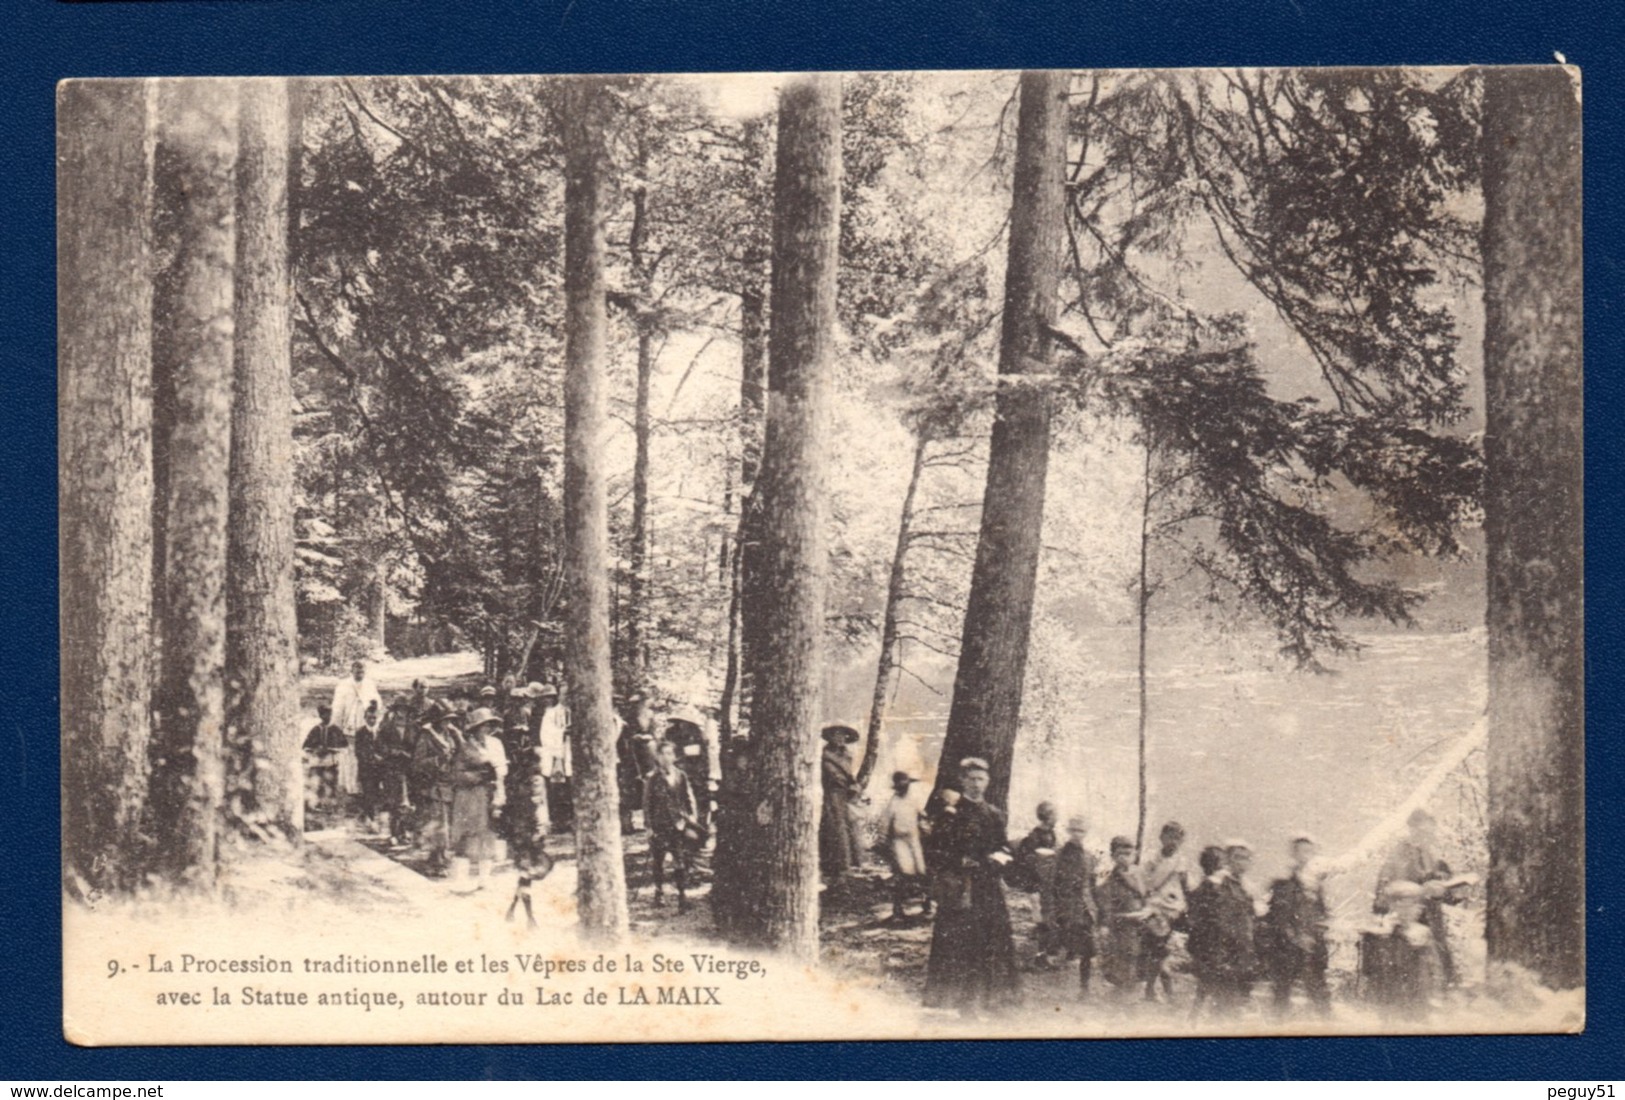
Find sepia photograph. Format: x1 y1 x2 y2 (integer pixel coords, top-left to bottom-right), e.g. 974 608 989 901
58 66 1582 1045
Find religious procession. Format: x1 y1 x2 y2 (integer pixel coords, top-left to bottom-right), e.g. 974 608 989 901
303 658 1476 1025
304 662 717 910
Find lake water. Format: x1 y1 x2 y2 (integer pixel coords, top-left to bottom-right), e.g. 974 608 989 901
836 627 1487 896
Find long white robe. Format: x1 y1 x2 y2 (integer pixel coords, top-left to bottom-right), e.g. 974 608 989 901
329 677 381 796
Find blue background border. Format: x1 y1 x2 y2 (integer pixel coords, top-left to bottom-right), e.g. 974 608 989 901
4 0 1618 1080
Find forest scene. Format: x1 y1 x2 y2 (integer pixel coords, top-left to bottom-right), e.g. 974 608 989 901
58 67 1582 1041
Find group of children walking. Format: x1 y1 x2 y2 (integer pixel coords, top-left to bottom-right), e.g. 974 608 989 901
1010 810 1333 1016
874 767 1343 1017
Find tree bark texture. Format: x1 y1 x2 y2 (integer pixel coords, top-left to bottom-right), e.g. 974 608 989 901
59 80 156 894
719 288 769 743
149 79 239 886
1481 65 1584 991
936 71 1067 810
858 433 929 791
562 77 630 941
626 325 654 693
622 179 658 699
733 73 841 957
227 78 303 841
713 287 771 934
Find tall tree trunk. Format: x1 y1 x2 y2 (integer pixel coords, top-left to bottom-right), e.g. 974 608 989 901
712 286 769 935
287 78 305 261
623 177 657 700
1135 437 1152 857
561 77 629 941
935 71 1067 809
59 80 157 895
719 286 770 743
627 325 654 691
227 77 302 841
1481 65 1584 991
732 73 841 957
149 79 239 886
858 432 930 790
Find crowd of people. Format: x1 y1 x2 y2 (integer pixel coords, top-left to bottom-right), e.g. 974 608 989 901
302 661 714 900
819 748 1474 1023
306 670 1472 1023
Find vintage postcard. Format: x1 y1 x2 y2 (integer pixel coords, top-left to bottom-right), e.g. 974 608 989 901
59 66 1582 1044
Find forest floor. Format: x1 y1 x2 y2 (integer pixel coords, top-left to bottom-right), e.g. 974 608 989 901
62 797 1578 1045
289 814 1578 1039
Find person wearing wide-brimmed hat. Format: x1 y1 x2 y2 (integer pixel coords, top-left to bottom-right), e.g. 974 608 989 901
819 725 864 878
922 756 1021 1015
410 702 460 872
376 695 417 846
449 707 508 889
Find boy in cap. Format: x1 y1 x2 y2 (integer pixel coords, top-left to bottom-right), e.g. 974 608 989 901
1140 820 1191 1002
1208 840 1262 1012
1098 835 1152 997
1013 802 1060 965
1185 844 1229 1018
302 705 346 819
1051 815 1100 992
881 771 930 921
1260 834 1331 1016
354 700 386 832
644 740 701 912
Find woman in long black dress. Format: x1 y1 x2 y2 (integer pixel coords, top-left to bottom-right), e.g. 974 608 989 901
922 757 1021 1015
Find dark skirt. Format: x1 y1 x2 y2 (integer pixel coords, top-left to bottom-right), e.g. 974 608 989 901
923 869 1021 1011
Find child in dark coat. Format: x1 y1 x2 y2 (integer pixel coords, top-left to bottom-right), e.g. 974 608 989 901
1260 835 1330 1016
1014 802 1060 965
1051 815 1100 993
1206 840 1262 1013
1185 844 1229 1019
1097 835 1152 996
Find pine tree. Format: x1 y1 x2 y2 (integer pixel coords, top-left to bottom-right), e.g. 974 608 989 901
1481 65 1584 991
228 77 303 840
732 73 842 956
561 76 630 940
59 80 157 895
935 71 1068 809
149 79 239 886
